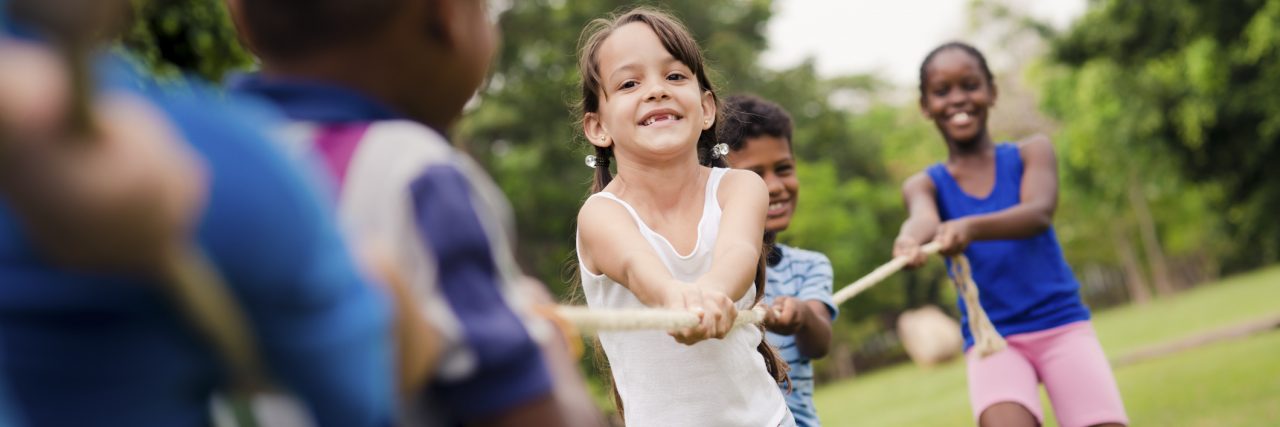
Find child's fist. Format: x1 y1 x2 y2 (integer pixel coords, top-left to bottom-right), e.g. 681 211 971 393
763 296 805 335
893 235 929 268
934 219 974 256
664 284 736 345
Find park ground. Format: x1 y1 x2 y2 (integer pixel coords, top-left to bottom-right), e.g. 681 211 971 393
816 266 1280 426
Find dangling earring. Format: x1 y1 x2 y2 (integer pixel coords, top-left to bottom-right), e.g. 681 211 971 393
711 143 729 159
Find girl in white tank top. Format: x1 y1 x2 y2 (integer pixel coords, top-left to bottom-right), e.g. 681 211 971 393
573 8 793 427
579 168 793 426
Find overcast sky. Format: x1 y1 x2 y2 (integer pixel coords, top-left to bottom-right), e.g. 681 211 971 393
761 0 1087 86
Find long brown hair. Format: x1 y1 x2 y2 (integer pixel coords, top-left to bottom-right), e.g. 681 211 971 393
574 6 789 416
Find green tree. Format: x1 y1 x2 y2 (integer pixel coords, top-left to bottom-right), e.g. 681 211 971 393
120 0 251 82
1048 0 1280 273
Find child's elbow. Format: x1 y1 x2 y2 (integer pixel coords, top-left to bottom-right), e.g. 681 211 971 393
1030 212 1053 234
1023 200 1055 234
797 322 833 359
801 342 831 359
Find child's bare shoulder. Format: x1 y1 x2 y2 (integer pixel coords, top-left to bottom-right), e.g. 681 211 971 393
715 168 768 206
719 168 767 193
577 194 636 236
1015 134 1056 162
1016 134 1054 151
902 171 935 195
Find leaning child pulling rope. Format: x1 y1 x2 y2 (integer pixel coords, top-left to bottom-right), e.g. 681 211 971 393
891 41 1128 426
571 9 792 424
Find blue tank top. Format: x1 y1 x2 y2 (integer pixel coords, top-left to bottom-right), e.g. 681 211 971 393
926 143 1090 348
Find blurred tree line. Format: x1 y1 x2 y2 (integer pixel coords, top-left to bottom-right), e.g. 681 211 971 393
1042 0 1280 283
119 0 1279 380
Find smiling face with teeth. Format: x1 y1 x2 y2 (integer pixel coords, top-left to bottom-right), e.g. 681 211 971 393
920 48 997 148
726 135 799 233
582 22 716 164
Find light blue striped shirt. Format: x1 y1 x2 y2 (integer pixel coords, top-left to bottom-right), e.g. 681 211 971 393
765 244 837 427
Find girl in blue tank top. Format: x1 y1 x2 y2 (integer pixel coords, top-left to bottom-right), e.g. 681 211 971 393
893 42 1128 427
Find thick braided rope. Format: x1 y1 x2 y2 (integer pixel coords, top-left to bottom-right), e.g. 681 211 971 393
831 242 942 305
549 244 941 333
948 254 1007 357
550 241 1008 357
553 305 768 334
826 241 1005 356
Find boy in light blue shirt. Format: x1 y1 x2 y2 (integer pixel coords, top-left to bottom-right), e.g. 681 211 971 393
722 94 837 427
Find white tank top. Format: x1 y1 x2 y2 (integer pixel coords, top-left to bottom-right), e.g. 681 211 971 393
577 167 794 427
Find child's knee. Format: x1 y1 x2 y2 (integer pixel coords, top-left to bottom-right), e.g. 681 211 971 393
979 401 1039 427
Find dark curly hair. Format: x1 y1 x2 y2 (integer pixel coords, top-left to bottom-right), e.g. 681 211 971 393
718 94 794 152
231 0 401 60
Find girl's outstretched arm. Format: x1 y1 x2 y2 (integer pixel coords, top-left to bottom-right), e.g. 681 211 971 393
895 172 941 268
578 197 735 344
934 135 1058 255
697 169 769 301
578 197 678 306
687 169 768 339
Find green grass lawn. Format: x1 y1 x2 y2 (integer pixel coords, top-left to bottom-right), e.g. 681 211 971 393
814 266 1280 426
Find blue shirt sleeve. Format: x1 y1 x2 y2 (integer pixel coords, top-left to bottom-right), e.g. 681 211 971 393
157 91 394 427
795 252 838 321
409 165 553 420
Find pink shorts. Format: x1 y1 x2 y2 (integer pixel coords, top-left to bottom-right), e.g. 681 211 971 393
966 321 1128 427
